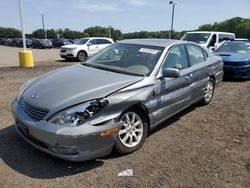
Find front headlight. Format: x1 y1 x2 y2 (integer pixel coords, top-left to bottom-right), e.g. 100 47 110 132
16 79 34 102
48 98 108 127
67 48 77 51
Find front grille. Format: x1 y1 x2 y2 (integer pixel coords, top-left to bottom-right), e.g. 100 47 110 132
60 48 67 52
22 101 49 120
224 61 249 67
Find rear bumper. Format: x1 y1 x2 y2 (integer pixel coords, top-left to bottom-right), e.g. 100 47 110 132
12 99 122 161
224 64 250 78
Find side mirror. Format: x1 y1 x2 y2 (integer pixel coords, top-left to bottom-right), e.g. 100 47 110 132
162 68 180 78
87 43 92 46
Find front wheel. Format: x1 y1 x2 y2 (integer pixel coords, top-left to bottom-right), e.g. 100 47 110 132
115 108 148 154
202 78 215 105
77 51 87 62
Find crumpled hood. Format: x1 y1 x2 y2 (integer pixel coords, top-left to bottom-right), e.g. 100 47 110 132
22 64 142 114
215 52 250 62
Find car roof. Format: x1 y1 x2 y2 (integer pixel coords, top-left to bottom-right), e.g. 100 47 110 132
118 39 186 47
185 31 235 35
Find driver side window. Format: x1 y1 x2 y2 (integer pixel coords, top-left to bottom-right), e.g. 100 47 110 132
162 45 189 70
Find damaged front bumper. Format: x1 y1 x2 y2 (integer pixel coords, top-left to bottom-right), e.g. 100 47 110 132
12 99 123 161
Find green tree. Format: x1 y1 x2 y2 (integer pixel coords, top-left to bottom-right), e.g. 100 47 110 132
46 29 57 39
0 27 21 38
31 29 45 39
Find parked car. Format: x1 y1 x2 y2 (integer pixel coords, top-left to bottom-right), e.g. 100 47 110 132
181 31 235 50
4 38 12 46
234 38 249 42
214 41 250 78
66 39 78 44
60 37 114 61
12 39 223 161
32 39 52 49
52 38 71 48
17 39 33 48
10 38 22 47
0 38 6 45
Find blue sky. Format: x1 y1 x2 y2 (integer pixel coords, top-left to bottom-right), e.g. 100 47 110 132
1 0 249 33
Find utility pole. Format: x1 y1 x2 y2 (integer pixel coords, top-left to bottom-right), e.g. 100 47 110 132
41 13 47 39
18 0 34 67
19 0 26 50
169 1 176 39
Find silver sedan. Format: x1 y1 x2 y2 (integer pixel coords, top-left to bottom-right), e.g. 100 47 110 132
12 39 223 161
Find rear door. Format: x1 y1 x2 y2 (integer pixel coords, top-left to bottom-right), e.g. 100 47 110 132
185 44 211 103
153 44 193 124
96 39 112 51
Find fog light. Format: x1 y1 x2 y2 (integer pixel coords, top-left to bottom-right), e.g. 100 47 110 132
55 146 79 155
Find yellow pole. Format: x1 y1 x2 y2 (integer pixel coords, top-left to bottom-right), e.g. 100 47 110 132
18 0 34 67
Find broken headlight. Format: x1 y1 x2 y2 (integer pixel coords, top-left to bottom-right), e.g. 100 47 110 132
48 98 108 127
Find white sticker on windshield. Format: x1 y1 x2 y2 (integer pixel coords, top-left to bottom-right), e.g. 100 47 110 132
139 48 159 54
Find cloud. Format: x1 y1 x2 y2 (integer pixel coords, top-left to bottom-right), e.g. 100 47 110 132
76 1 121 12
126 0 149 6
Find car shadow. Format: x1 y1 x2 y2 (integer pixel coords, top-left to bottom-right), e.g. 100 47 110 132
0 125 103 179
223 77 249 82
56 59 77 63
1 104 199 178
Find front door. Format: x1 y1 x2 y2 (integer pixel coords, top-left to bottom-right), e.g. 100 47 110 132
153 44 193 125
87 39 99 56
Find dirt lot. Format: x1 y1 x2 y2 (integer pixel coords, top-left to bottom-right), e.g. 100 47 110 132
0 61 249 188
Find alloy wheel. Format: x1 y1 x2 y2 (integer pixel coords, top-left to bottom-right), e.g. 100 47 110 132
204 80 214 103
118 112 143 148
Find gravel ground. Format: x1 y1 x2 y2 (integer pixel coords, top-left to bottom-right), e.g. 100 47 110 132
0 61 249 188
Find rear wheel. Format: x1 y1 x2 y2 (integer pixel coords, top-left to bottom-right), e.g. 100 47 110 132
202 78 215 105
115 108 148 154
77 51 87 62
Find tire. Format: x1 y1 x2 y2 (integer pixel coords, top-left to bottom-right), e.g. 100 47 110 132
202 78 215 105
77 51 87 62
115 108 148 154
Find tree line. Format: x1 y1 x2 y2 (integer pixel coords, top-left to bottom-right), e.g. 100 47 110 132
0 17 249 40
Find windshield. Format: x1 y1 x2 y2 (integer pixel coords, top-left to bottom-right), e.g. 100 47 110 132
182 33 211 44
75 38 89 45
83 43 164 76
215 42 250 53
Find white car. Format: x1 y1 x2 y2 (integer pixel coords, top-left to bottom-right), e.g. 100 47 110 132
60 37 114 61
181 31 235 51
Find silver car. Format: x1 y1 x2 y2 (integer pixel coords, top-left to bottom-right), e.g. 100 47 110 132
12 39 223 161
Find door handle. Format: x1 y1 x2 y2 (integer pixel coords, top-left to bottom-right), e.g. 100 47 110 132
186 74 193 80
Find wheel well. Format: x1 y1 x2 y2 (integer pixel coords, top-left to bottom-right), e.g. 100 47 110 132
77 50 88 57
210 75 215 83
126 104 150 129
210 75 215 85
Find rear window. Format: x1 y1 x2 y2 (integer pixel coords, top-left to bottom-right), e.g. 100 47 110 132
186 44 206 66
97 39 112 44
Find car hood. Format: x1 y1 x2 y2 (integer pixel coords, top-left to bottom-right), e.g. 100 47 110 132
215 52 250 62
22 64 143 114
61 44 84 48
